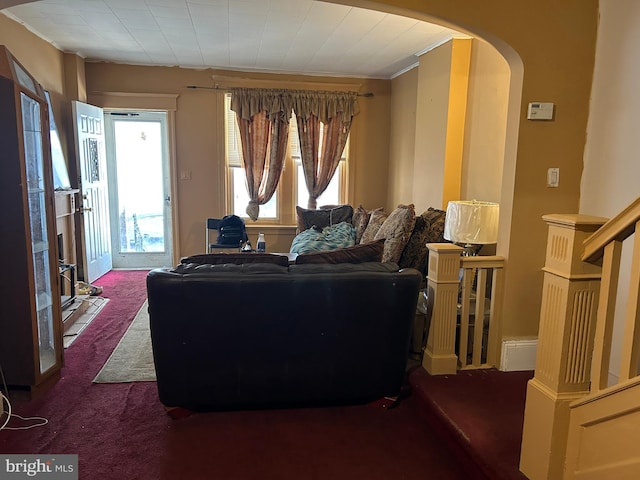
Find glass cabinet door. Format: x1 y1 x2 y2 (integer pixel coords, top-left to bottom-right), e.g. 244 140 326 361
21 92 56 374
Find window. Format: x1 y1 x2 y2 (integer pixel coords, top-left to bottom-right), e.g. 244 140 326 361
224 93 348 223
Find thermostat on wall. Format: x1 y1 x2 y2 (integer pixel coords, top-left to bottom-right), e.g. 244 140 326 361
527 102 554 120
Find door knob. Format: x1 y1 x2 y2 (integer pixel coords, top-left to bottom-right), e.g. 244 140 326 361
78 206 92 213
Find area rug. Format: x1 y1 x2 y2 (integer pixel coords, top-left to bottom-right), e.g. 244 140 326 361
63 296 109 348
92 300 156 383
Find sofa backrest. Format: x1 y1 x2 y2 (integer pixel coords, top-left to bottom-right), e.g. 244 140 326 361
146 261 422 410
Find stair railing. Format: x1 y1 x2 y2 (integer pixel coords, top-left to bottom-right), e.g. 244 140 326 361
580 197 640 392
421 243 505 374
520 196 640 480
458 255 505 370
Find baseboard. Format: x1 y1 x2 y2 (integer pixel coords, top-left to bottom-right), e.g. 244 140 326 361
500 339 538 371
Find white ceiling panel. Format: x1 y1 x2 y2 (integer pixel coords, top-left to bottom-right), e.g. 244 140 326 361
2 0 465 78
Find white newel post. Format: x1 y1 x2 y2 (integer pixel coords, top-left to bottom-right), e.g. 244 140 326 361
422 243 463 375
519 214 606 480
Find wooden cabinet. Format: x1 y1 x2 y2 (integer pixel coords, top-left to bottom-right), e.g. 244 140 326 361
0 46 63 394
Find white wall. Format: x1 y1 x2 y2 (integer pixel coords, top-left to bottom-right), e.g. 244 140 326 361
580 0 640 383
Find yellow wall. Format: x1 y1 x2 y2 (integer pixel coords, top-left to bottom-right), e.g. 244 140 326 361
442 38 471 208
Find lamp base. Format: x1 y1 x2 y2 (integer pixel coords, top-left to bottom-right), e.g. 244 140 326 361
459 243 482 256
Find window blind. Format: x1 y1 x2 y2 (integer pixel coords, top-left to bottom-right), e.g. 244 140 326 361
225 93 242 167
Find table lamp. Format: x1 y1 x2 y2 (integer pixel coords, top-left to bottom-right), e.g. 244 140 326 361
444 200 499 256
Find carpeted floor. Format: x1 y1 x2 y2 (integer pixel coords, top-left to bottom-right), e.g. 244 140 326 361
409 367 532 480
92 300 155 383
0 269 472 480
63 295 110 348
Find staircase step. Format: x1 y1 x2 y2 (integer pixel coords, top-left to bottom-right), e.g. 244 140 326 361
408 367 533 480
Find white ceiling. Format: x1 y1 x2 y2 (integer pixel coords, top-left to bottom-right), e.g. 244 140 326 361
2 0 463 79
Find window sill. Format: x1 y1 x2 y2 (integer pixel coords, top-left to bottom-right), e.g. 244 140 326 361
244 224 297 233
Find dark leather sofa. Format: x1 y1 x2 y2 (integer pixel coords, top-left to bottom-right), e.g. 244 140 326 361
146 261 422 412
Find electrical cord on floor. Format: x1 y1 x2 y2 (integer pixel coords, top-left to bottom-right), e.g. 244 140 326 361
0 391 9 430
0 364 49 431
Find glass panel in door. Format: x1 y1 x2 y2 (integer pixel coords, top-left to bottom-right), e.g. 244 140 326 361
105 111 172 268
21 92 56 374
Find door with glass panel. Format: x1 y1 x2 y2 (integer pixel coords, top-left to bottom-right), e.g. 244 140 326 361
0 45 63 391
104 111 173 268
23 93 59 375
72 101 112 283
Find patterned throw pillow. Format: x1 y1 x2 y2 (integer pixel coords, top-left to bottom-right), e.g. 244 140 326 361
295 238 385 264
423 207 447 244
360 208 387 244
351 205 371 244
374 204 417 264
295 205 354 233
398 207 447 274
290 221 356 254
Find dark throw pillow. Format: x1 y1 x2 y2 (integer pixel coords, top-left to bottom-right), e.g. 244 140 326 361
295 238 385 265
179 253 289 267
296 204 354 233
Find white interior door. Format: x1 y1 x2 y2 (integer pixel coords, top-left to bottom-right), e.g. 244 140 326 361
104 110 173 268
72 101 112 283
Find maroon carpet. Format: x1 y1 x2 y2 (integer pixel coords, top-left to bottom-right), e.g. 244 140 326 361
409 367 533 480
0 269 470 480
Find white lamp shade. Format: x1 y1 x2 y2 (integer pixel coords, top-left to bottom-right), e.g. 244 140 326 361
444 200 499 245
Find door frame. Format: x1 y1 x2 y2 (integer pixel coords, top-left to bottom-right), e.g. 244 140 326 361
104 109 175 269
85 93 180 267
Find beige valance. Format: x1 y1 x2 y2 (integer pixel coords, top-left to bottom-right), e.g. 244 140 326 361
230 88 359 124
290 90 359 123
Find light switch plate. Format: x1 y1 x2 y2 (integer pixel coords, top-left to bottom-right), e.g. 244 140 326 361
547 168 559 187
